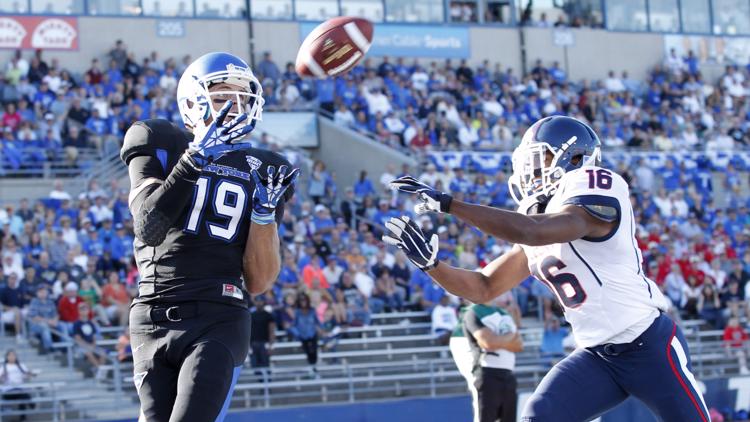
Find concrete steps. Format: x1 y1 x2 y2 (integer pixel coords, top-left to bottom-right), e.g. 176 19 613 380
0 333 139 421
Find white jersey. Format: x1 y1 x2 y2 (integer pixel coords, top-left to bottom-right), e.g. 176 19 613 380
519 166 668 348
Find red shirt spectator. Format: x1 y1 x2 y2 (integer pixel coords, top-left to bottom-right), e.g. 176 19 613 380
409 127 431 149
1 103 22 131
58 282 87 322
86 59 103 85
723 318 748 348
302 259 329 289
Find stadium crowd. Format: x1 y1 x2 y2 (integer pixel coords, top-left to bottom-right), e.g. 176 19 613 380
0 39 748 418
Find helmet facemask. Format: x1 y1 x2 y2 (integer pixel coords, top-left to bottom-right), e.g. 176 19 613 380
509 136 601 205
178 63 264 141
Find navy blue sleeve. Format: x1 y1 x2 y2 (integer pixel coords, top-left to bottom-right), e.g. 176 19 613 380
562 194 621 242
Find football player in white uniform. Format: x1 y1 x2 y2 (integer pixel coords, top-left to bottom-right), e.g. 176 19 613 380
384 116 709 422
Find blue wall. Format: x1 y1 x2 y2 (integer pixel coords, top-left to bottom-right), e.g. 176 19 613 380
107 375 750 422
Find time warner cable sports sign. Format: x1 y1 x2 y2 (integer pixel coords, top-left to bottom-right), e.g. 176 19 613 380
299 23 469 58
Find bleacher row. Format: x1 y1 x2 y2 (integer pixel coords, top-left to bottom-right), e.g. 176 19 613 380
0 310 742 420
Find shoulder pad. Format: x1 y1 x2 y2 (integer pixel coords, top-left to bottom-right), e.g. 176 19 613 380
120 119 192 166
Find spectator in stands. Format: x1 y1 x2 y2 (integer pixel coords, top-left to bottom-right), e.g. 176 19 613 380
698 283 725 329
101 271 130 326
353 170 376 200
336 271 371 326
540 317 569 366
27 285 61 354
79 275 107 325
72 302 105 376
302 255 329 289
723 316 749 374
1 273 26 342
108 40 127 71
58 282 86 333
116 329 132 363
250 296 276 374
48 179 71 201
1 349 37 420
292 293 324 375
431 295 458 345
257 51 280 83
371 269 403 313
322 256 343 288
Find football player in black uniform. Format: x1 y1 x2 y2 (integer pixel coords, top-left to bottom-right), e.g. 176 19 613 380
120 52 298 422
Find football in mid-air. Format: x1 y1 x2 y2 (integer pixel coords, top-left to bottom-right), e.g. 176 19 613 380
295 16 373 78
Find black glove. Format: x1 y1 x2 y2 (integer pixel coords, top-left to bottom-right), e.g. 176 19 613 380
382 216 439 271
390 175 453 214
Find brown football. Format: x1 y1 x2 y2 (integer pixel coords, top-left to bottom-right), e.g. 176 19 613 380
295 16 373 78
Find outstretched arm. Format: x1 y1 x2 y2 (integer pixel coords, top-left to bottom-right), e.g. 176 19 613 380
383 216 531 304
427 245 531 304
450 201 609 246
390 175 615 246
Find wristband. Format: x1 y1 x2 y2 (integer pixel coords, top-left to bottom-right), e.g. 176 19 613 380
251 210 276 225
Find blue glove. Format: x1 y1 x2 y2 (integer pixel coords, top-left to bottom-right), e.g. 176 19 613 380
390 175 453 214
251 164 300 225
187 100 254 166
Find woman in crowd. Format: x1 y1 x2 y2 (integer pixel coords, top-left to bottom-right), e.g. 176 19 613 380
1 349 37 420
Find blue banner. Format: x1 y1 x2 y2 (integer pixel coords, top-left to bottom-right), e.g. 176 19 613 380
299 23 470 58
427 151 750 174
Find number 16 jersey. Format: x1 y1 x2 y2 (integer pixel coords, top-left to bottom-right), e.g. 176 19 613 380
518 166 668 348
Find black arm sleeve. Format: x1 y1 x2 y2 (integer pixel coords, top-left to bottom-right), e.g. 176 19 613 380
128 152 202 247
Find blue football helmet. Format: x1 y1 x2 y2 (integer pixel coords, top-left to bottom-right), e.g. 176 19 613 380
176 52 263 136
509 116 602 205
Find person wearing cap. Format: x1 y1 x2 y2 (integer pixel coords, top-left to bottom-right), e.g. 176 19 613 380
57 282 86 334
27 285 60 353
312 204 335 237
72 302 106 374
81 226 104 258
110 222 134 263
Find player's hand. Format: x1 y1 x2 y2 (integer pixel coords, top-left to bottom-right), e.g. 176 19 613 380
390 175 452 214
251 164 300 225
188 100 254 165
382 216 439 271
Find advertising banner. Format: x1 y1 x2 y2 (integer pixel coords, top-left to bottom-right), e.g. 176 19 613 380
0 16 78 50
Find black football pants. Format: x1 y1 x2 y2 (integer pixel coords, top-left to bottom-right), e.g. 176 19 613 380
473 367 518 422
129 301 250 422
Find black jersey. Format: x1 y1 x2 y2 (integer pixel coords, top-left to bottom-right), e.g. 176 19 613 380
122 119 293 307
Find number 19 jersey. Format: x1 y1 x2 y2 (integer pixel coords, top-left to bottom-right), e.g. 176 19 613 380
518 166 668 348
125 120 293 307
